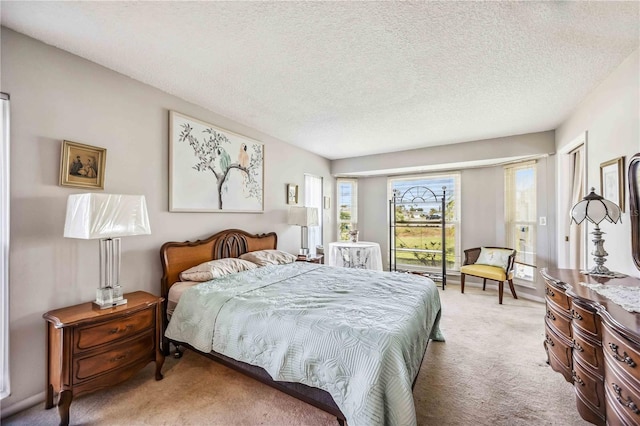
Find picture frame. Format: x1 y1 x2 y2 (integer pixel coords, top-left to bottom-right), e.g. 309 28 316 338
170 111 264 212
59 140 106 189
287 184 298 205
600 156 625 212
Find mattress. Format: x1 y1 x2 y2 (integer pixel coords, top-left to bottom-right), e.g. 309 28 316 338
166 262 443 426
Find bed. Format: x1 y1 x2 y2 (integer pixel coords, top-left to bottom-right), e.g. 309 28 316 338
160 229 443 426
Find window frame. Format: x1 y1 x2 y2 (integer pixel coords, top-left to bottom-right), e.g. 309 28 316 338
336 178 358 241
304 174 323 256
388 172 461 273
1 93 10 400
504 160 537 284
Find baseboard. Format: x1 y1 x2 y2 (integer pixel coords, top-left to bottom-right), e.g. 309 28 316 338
0 391 45 419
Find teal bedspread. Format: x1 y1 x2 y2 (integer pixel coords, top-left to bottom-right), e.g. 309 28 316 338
165 262 443 426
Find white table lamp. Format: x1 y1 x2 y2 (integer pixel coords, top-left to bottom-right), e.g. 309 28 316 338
64 193 151 308
288 206 319 256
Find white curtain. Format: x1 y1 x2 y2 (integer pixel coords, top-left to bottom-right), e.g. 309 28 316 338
304 174 323 256
569 147 585 269
1 94 10 400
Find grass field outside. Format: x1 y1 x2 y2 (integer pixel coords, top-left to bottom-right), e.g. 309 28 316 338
393 225 458 269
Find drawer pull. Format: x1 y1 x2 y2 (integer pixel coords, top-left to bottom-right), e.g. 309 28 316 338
570 309 583 320
544 335 554 347
612 383 640 415
609 343 637 367
545 287 555 297
572 340 584 352
546 309 556 321
110 351 131 363
572 370 585 386
108 324 134 335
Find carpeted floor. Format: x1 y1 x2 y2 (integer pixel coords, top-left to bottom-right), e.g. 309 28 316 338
4 282 589 425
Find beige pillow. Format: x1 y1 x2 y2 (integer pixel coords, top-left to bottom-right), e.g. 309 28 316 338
475 247 514 270
179 258 258 282
239 249 297 266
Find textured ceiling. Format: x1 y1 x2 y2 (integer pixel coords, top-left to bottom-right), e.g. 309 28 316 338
1 1 638 160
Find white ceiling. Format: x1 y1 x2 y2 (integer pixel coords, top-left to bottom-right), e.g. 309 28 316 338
1 2 638 160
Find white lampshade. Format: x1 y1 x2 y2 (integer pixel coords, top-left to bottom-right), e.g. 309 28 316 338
287 206 319 227
64 193 151 239
570 188 621 226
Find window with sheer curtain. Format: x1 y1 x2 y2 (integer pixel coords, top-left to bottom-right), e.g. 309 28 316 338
504 161 537 282
1 93 10 400
337 179 357 241
304 174 323 256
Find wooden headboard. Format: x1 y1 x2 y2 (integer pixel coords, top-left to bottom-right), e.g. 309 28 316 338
160 229 277 299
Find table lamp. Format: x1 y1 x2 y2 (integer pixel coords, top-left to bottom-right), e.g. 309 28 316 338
288 206 319 256
570 187 622 277
64 193 151 308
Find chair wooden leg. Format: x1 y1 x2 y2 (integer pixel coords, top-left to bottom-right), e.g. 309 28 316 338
498 281 504 304
461 274 466 293
482 278 487 291
508 279 518 299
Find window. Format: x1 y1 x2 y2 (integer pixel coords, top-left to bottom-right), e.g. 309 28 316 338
1 93 9 400
388 173 461 272
337 179 357 241
505 161 537 282
304 174 323 256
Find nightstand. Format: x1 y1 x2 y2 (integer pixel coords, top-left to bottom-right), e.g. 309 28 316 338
297 255 324 264
43 291 165 426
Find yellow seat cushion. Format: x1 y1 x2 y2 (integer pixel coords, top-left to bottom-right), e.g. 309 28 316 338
460 264 513 281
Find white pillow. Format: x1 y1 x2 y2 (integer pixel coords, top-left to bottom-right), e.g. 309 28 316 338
475 247 514 270
179 258 258 282
239 249 297 266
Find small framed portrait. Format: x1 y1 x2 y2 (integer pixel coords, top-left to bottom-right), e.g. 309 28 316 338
60 140 106 189
287 183 298 204
600 156 625 212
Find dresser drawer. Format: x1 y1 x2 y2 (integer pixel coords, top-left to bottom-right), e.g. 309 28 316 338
545 282 571 311
603 326 640 385
545 326 573 382
570 301 600 338
546 302 572 340
605 362 640 426
573 331 604 375
73 332 155 383
74 307 154 352
573 359 606 418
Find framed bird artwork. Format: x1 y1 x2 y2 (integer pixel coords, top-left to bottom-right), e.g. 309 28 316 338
169 111 264 212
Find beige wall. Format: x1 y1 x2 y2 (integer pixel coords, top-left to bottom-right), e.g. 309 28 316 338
556 49 639 277
1 28 334 412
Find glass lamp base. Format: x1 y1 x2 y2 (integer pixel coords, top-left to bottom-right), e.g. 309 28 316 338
94 286 127 309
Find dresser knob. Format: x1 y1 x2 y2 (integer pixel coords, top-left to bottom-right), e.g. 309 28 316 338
613 383 640 414
572 340 584 352
545 287 555 297
546 309 556 321
570 309 583 320
544 335 554 347
609 343 637 367
111 351 131 363
572 370 585 386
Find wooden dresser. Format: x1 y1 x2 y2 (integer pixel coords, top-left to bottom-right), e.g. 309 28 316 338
541 269 640 425
43 291 165 426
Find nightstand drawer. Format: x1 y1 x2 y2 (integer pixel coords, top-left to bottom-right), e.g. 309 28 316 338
75 307 154 351
74 332 154 383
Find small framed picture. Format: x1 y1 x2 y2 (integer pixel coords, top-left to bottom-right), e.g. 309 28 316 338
287 184 298 204
60 140 106 189
600 156 625 212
